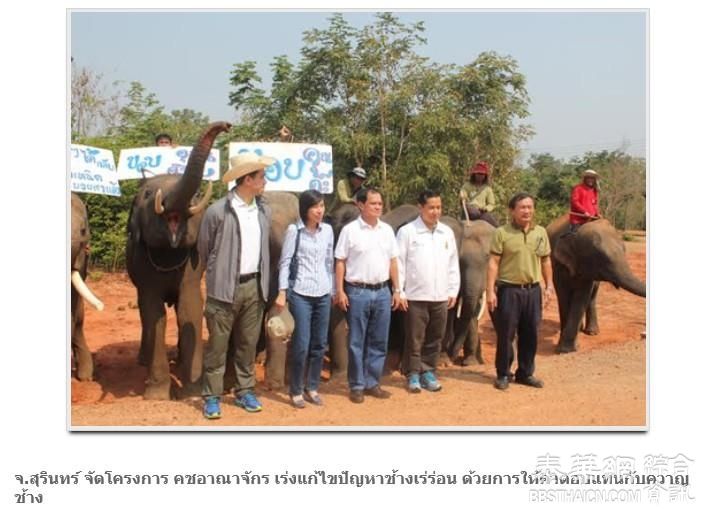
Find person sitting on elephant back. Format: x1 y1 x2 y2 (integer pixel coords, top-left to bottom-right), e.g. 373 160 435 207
335 167 367 205
459 161 498 227
198 153 275 419
155 133 174 147
275 189 335 409
569 169 600 233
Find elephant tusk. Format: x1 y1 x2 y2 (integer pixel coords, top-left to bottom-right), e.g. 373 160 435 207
188 182 212 216
477 290 486 321
154 189 165 215
71 270 104 311
456 297 463 318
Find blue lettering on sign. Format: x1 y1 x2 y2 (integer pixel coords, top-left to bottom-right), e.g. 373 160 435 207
207 153 216 162
204 167 216 178
266 160 282 182
167 163 185 175
176 149 189 163
80 148 99 164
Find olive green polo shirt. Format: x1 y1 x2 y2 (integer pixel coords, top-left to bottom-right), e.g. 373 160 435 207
490 222 551 284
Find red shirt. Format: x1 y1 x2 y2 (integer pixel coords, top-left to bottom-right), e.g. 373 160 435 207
570 183 599 224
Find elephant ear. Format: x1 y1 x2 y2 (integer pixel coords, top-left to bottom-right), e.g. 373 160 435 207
554 236 577 277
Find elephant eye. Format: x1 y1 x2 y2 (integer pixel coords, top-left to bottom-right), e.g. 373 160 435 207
81 228 87 236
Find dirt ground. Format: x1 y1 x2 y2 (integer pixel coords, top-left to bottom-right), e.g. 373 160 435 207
71 239 646 429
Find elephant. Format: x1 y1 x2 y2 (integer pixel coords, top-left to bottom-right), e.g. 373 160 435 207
126 121 231 400
547 214 646 353
70 192 104 381
443 219 494 365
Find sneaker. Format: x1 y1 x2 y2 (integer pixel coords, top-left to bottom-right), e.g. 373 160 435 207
420 371 442 392
407 374 422 394
203 396 221 419
234 392 263 413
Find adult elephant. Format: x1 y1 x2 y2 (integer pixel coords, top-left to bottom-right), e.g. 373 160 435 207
71 192 104 381
444 219 494 365
259 191 300 390
126 121 231 400
547 215 646 353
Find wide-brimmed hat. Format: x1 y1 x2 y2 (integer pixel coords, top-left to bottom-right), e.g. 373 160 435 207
265 305 295 343
582 169 599 179
222 153 276 184
348 167 367 180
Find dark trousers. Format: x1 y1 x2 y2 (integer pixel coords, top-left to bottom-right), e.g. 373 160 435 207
402 300 448 375
491 285 541 379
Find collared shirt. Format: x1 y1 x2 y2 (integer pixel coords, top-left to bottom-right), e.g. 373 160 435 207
231 190 261 274
334 217 399 284
278 220 335 297
396 217 460 301
460 182 496 212
490 222 551 284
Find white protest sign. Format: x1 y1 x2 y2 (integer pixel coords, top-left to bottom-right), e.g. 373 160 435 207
228 142 333 192
70 144 121 197
116 146 220 181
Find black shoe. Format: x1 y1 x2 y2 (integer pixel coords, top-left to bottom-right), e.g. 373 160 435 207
494 376 509 390
514 375 544 388
364 386 391 399
349 390 364 404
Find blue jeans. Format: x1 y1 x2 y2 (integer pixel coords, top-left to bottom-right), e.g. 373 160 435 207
345 285 392 391
287 290 331 396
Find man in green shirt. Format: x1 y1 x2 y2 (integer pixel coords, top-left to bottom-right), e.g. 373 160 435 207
486 192 554 391
336 167 367 205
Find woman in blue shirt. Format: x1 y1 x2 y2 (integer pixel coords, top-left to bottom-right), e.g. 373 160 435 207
275 190 335 408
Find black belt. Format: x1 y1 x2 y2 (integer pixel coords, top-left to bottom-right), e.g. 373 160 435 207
497 281 540 290
239 272 260 283
344 280 390 291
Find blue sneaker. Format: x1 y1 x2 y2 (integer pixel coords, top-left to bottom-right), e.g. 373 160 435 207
203 396 221 419
234 392 263 413
407 373 422 393
420 371 442 392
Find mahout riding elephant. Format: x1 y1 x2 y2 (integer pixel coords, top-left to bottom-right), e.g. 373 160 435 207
443 219 494 365
70 192 104 381
126 121 231 399
547 214 646 353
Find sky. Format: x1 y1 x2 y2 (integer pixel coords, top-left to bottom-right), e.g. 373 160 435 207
70 10 647 161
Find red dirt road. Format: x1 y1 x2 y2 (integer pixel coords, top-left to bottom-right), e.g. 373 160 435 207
71 239 646 429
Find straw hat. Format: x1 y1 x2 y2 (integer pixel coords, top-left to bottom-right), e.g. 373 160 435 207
265 305 295 344
222 153 276 184
582 169 599 178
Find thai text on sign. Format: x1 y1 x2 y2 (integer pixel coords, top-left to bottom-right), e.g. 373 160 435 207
70 144 121 197
116 147 220 181
228 142 333 193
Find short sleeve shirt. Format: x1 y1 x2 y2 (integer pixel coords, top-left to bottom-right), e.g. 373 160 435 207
334 217 399 284
490 223 551 284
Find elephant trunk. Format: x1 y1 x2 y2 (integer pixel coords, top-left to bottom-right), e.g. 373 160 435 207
616 272 646 297
165 121 231 211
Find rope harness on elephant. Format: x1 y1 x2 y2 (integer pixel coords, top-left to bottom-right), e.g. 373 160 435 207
146 245 190 272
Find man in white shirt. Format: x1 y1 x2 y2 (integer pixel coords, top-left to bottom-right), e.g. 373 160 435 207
396 190 460 393
335 188 402 404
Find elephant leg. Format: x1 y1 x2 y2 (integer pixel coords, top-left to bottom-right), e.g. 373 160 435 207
175 293 203 397
553 263 571 331
71 297 94 381
264 333 288 391
328 309 348 380
556 281 595 354
456 294 483 365
138 291 171 400
582 282 601 335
